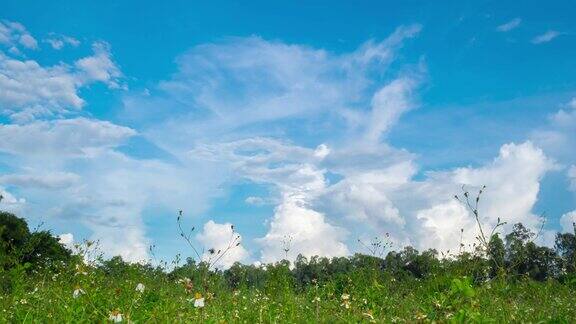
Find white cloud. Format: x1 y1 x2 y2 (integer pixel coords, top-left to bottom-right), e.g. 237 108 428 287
0 20 37 50
419 142 554 249
45 34 80 50
0 37 122 120
258 193 349 263
58 233 74 249
320 141 555 253
364 77 418 143
497 18 522 32
0 187 26 214
245 196 266 206
195 138 349 262
532 30 560 44
531 98 576 161
560 211 576 233
0 118 136 157
75 42 122 88
196 220 249 269
123 25 422 150
0 172 80 189
0 52 83 114
569 165 576 191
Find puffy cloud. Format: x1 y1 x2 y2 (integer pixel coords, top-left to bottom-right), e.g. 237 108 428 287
531 98 576 162
258 194 349 263
0 36 122 120
319 141 555 253
496 18 522 32
196 220 249 269
0 20 37 51
44 34 80 50
532 30 560 44
194 138 349 262
58 233 74 249
560 211 576 234
414 142 554 250
0 52 83 114
0 187 26 214
75 42 122 88
0 118 136 157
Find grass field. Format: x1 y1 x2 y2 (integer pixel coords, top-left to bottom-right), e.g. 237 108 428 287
2 254 575 323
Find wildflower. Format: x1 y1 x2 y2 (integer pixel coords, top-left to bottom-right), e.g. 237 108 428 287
415 312 427 320
73 286 85 299
363 311 374 320
193 293 205 308
135 283 145 293
178 277 193 292
340 294 350 309
109 310 123 322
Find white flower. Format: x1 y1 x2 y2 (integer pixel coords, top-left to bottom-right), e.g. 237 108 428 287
135 283 145 293
341 294 350 301
73 288 85 299
194 298 205 308
109 310 123 322
193 293 205 308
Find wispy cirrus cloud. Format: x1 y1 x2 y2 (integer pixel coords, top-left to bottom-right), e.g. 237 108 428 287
497 18 522 32
532 30 561 44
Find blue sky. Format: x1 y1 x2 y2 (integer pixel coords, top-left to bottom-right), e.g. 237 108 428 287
0 0 575 266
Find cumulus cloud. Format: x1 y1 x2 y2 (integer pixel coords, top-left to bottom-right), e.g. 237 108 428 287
58 233 74 249
0 20 38 51
532 30 560 44
0 36 122 120
194 138 349 262
531 98 576 162
497 18 522 32
0 52 84 115
75 42 122 88
320 141 555 253
44 34 80 50
0 187 26 214
196 220 249 269
559 211 576 233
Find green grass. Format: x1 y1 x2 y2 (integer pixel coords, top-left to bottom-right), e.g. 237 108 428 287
2 261 575 323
